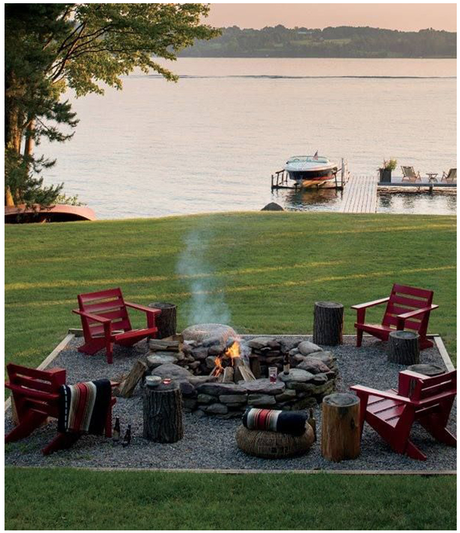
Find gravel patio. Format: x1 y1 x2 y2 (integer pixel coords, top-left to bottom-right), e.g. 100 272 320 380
5 335 456 473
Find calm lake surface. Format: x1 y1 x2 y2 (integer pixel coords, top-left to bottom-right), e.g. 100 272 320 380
40 58 456 218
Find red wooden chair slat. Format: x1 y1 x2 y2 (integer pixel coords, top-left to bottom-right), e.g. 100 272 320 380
5 363 116 455
351 369 456 460
73 287 162 364
351 284 438 350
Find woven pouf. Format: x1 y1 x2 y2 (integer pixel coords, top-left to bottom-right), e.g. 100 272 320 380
236 424 314 459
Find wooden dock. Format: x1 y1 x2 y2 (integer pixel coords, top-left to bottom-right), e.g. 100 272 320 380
340 175 378 214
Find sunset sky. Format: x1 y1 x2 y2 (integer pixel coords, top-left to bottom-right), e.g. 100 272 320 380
207 4 457 32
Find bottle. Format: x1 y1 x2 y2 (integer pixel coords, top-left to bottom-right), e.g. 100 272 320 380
308 408 316 441
122 424 131 447
113 417 120 443
283 352 290 375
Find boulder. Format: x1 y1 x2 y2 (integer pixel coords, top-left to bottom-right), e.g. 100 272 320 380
275 389 297 402
146 353 178 368
297 358 330 374
279 369 315 383
151 363 192 380
197 393 216 404
182 324 237 343
219 394 248 405
197 382 246 396
298 341 323 356
206 356 217 369
246 337 273 350
248 394 277 407
261 202 284 211
177 379 195 396
303 352 335 367
188 375 217 386
310 373 329 385
242 378 285 395
191 347 209 361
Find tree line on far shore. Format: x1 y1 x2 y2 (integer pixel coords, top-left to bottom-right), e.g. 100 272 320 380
179 25 456 58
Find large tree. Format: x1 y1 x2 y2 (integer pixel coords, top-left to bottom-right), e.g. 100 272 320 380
5 3 219 206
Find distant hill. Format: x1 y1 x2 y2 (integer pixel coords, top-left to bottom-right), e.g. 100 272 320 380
179 25 456 58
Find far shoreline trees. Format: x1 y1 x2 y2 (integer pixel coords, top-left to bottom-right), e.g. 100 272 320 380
179 25 456 59
5 3 219 208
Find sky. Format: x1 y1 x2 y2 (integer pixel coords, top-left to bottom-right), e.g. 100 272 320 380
206 3 457 32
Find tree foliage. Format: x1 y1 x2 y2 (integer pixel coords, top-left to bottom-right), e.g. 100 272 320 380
5 3 219 207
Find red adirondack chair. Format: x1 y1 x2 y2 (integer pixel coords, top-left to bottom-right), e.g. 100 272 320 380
5 363 116 455
351 369 456 460
73 288 161 364
351 284 438 350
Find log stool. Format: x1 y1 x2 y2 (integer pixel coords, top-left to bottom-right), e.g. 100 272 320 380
148 302 177 339
236 425 314 459
406 364 445 396
143 380 183 443
321 393 360 462
388 331 420 365
313 301 344 346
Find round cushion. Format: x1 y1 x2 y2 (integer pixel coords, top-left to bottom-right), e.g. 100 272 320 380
236 424 314 459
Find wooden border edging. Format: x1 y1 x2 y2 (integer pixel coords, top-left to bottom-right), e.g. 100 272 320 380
4 332 74 413
432 335 455 371
7 465 456 476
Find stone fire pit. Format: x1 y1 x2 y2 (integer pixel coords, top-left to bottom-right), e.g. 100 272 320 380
144 324 338 417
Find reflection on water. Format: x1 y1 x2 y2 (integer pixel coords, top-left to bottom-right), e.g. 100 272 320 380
273 187 344 212
273 187 456 215
377 191 456 215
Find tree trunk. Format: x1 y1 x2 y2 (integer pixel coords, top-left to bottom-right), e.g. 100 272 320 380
149 302 177 339
313 301 344 346
321 393 360 462
388 331 420 365
143 381 184 443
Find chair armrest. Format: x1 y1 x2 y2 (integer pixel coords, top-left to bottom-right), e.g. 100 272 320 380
72 309 111 324
397 305 438 321
5 382 60 401
351 297 389 310
124 301 161 315
350 384 412 403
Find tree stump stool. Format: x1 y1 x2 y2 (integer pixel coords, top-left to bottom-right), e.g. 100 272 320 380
388 331 420 365
313 301 344 346
143 381 184 443
149 302 177 339
321 393 360 462
406 364 445 396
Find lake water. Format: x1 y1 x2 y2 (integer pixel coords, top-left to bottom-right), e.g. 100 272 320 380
40 58 456 218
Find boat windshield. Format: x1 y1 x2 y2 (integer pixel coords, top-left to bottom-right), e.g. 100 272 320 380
287 156 330 164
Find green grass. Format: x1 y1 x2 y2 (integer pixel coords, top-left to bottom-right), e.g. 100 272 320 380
6 212 456 369
5 468 457 530
5 212 457 530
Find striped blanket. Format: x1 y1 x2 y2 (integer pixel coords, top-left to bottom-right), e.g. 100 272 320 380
242 408 307 436
58 379 111 435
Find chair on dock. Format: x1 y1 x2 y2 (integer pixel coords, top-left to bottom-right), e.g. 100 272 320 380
441 168 457 183
350 369 456 460
351 284 438 350
73 288 161 364
401 166 421 182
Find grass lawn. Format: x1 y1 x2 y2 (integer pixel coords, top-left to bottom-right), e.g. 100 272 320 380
5 212 457 530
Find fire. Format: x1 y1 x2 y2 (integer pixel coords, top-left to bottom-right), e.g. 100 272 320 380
226 341 241 360
211 341 241 378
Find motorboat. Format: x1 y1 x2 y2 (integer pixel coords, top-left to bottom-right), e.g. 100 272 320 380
284 155 338 185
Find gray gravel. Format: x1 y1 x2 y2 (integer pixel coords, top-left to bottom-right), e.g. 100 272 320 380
5 335 456 472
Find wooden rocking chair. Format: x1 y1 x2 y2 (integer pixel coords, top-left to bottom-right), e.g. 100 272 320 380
351 284 438 350
73 288 161 364
351 369 456 460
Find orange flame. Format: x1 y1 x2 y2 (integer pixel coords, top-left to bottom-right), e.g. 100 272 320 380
226 341 241 360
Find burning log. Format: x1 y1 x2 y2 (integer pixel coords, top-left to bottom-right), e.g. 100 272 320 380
210 340 256 383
